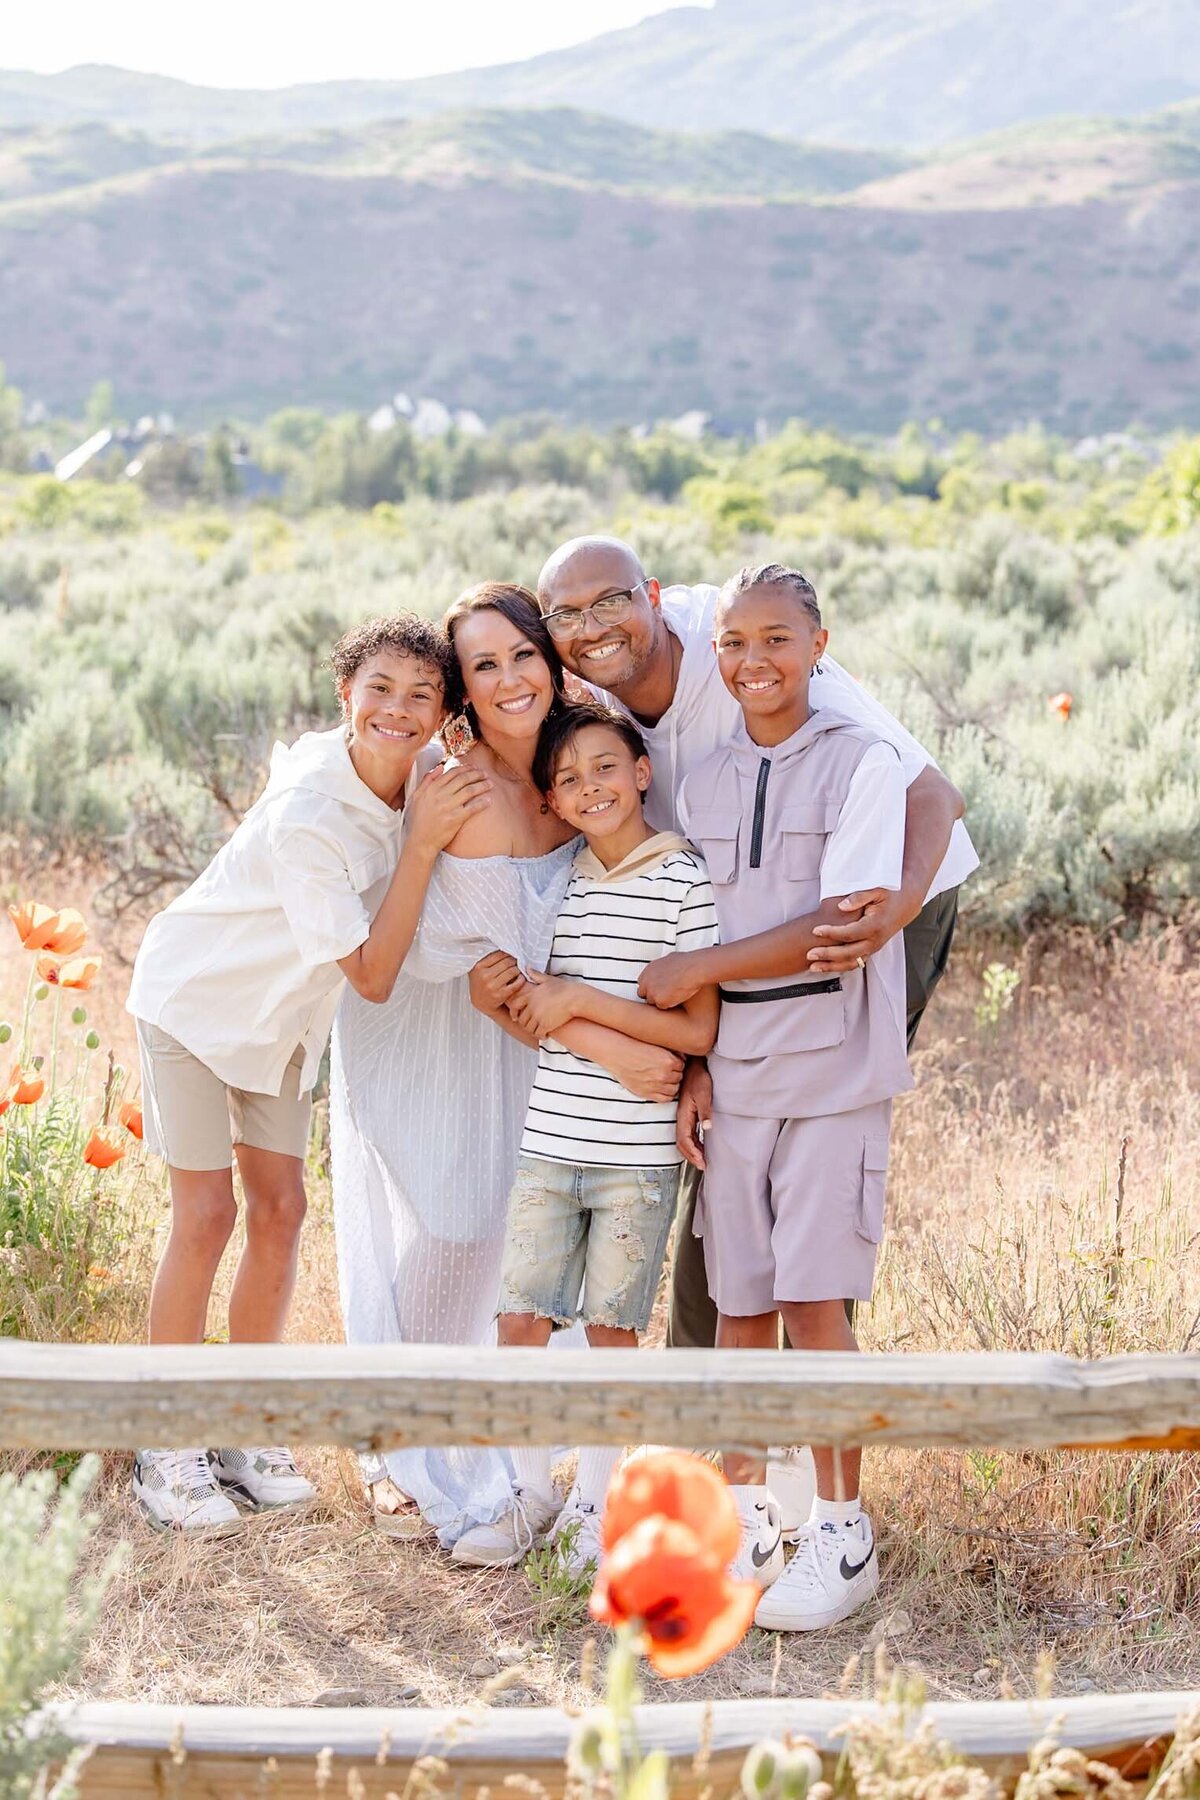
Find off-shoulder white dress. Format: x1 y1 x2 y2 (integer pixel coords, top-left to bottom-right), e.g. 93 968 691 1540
329 838 578 1546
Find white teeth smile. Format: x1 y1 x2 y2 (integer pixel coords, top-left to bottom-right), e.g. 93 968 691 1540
740 679 779 692
582 643 623 661
497 695 536 712
374 724 415 738
582 799 616 814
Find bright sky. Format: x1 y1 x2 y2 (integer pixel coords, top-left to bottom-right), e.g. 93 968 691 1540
7 1 711 89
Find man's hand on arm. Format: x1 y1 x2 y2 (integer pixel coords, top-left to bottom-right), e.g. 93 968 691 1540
807 764 961 972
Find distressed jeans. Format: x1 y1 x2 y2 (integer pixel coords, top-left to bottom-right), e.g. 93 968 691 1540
498 1156 681 1334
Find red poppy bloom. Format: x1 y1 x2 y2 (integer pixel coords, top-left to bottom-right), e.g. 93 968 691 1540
36 953 102 990
590 1514 759 1678
589 1452 757 1677
117 1100 143 1140
83 1126 126 1170
1049 691 1073 720
8 903 88 956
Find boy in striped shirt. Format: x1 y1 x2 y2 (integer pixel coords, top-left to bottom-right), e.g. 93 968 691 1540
479 702 719 1570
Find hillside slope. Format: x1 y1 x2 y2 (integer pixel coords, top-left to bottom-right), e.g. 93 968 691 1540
1 149 1196 432
2 0 1200 148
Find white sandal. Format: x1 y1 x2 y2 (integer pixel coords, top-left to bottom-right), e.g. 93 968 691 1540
369 1477 429 1539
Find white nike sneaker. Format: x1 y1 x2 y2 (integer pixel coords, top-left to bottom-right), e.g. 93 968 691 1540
754 1512 879 1631
766 1447 817 1542
549 1489 604 1577
132 1447 243 1535
728 1485 785 1589
450 1485 559 1568
211 1446 317 1512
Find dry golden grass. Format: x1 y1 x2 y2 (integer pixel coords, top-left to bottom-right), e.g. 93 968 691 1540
4 875 1199 1711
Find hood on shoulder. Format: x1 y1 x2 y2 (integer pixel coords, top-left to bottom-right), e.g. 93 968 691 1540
261 726 437 818
574 830 694 885
729 702 865 772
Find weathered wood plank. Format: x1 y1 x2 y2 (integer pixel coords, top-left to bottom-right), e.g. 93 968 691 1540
56 1692 1194 1800
4 1342 1200 1452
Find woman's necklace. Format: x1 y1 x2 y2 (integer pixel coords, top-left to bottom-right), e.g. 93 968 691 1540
488 744 549 814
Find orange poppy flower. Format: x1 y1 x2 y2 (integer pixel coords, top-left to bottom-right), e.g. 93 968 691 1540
8 903 88 956
0 1064 44 1112
83 1126 126 1170
117 1100 143 1140
36 953 102 990
1048 691 1073 720
590 1514 759 1678
602 1451 740 1563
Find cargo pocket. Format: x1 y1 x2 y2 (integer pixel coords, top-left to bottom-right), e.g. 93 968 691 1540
780 803 840 884
687 809 740 885
856 1137 890 1244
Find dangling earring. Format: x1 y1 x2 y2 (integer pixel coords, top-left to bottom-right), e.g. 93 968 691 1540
442 711 476 757
813 659 825 675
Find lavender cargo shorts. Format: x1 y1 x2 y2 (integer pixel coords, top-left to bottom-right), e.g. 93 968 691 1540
700 1099 892 1314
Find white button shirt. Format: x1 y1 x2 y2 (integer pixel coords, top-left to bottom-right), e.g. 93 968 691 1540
128 728 431 1095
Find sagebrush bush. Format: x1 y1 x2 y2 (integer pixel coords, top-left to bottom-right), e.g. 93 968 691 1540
0 1458 121 1800
1 446 1197 929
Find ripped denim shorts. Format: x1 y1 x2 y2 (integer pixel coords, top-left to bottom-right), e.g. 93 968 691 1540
498 1155 682 1334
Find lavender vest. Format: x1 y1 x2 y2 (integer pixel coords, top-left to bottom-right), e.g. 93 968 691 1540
680 707 913 1120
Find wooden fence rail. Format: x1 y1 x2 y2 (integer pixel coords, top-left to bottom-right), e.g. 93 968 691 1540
4 1342 1200 1452
8 1341 1200 1797
49 1691 1199 1799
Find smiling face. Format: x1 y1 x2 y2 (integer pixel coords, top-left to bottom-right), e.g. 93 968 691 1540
539 542 662 693
340 649 446 762
453 606 557 745
714 584 829 746
546 721 652 863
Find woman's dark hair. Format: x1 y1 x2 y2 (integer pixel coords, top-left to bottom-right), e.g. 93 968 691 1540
329 612 454 712
718 562 822 627
442 581 567 720
532 701 648 796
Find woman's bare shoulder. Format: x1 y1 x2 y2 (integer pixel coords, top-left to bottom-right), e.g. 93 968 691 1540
443 777 517 859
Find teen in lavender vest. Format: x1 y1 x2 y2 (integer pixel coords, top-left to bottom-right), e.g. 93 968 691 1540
638 565 912 1633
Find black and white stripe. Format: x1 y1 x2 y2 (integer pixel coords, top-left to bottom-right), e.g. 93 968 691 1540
521 850 719 1169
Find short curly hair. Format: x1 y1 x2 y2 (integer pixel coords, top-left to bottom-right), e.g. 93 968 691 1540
329 613 454 710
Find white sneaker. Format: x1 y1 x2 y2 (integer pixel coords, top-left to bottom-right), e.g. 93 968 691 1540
450 1486 559 1568
211 1446 317 1512
754 1511 879 1631
549 1490 604 1577
132 1448 243 1535
766 1447 817 1542
728 1485 785 1589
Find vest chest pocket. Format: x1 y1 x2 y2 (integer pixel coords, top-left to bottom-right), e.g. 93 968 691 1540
686 808 740 885
779 802 840 883
716 984 845 1058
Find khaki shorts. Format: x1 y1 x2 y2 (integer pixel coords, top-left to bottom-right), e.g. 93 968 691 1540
136 1020 311 1171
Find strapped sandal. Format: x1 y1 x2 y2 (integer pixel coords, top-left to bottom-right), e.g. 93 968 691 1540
369 1477 430 1539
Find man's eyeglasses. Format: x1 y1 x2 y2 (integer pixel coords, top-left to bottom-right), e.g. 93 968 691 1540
543 584 646 641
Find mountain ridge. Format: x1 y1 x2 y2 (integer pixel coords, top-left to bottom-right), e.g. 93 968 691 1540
3 2 1199 147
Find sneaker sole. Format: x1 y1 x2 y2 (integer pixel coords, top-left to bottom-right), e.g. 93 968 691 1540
449 1543 528 1568
133 1491 245 1538
214 1477 317 1514
754 1570 880 1633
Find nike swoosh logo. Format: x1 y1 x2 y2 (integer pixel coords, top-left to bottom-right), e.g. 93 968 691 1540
840 1545 876 1580
752 1532 782 1568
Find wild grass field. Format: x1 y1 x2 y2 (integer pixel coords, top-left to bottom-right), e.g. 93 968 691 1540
2 418 1199 1716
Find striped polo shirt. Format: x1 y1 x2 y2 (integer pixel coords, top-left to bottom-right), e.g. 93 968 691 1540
520 833 719 1169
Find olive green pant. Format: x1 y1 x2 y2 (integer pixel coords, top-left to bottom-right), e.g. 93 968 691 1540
665 887 960 1348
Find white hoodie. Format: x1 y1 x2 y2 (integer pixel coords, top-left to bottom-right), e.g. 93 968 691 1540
127 727 431 1095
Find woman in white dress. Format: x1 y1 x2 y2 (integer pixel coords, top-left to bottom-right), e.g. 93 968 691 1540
330 583 683 1558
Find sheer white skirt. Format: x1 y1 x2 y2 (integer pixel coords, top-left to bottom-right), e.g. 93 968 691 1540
330 841 578 1546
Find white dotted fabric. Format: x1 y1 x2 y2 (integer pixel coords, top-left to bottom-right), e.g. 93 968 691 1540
330 840 578 1547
